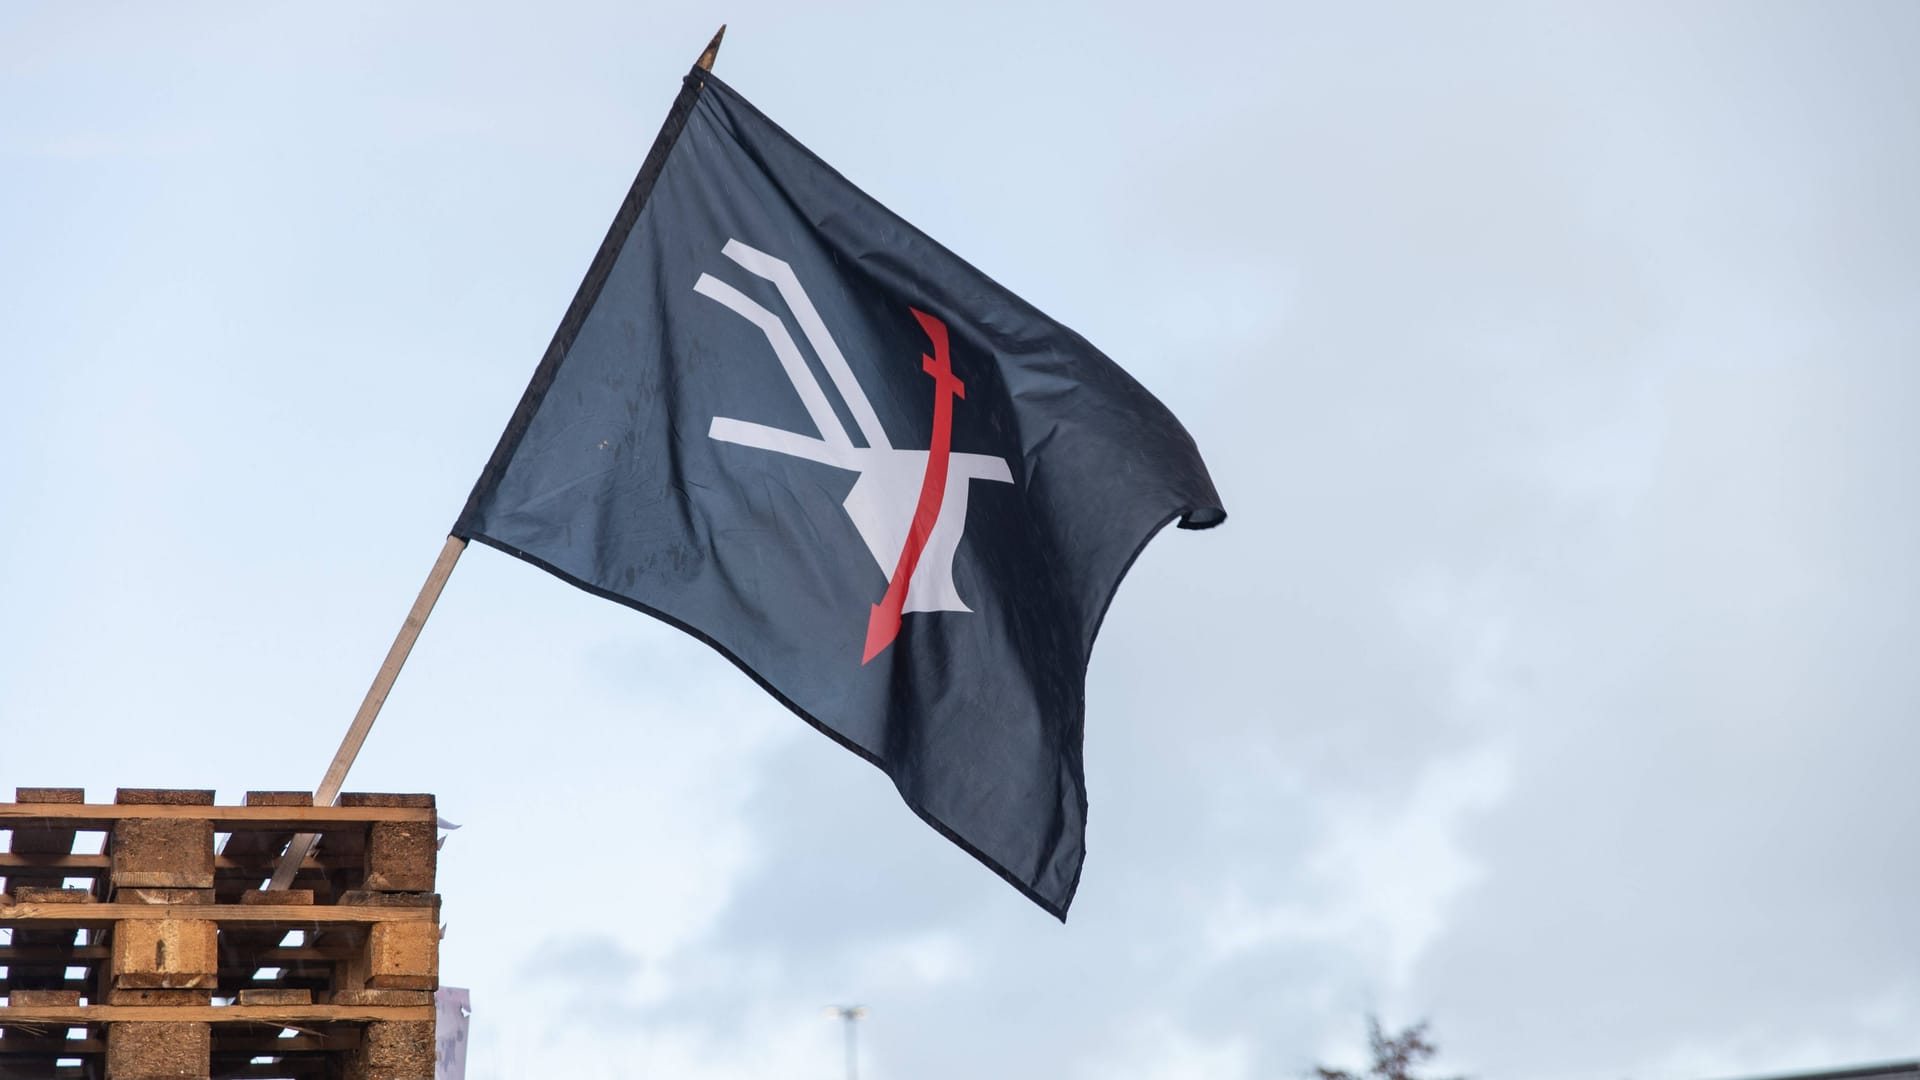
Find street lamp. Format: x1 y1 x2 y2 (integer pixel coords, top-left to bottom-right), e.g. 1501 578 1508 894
824 1004 869 1080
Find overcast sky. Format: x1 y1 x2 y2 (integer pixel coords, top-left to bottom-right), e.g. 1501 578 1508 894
3 3 1917 1079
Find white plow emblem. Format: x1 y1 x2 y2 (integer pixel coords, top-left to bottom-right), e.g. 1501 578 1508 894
695 239 1014 659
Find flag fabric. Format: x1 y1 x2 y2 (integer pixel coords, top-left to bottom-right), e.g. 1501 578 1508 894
454 66 1224 918
434 987 470 1080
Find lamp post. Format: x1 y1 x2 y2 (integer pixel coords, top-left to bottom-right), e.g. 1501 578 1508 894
826 1005 868 1080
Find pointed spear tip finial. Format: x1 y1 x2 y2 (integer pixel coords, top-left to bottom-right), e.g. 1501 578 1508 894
696 24 727 72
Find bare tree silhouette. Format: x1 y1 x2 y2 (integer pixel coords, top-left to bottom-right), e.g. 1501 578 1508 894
1313 1016 1465 1080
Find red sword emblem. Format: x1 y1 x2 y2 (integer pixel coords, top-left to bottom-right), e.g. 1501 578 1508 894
863 308 965 663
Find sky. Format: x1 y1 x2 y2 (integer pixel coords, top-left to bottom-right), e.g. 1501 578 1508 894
3 3 1918 1079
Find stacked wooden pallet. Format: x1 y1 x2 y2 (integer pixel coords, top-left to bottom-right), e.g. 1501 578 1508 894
0 788 441 1080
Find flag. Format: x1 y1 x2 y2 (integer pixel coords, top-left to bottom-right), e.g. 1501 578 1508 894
434 987 470 1080
454 65 1224 918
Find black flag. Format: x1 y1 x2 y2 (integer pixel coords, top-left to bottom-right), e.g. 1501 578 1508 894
455 66 1224 918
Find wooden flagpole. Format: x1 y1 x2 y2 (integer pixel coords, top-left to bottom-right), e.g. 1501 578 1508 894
697 24 726 73
265 25 730 891
267 535 467 889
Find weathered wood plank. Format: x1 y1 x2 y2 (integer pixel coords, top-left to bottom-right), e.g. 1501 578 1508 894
327 989 432 1007
1 990 80 1007
0 805 433 828
108 1019 211 1079
115 789 214 806
0 944 352 964
5 887 90 904
112 918 219 989
363 922 437 991
0 1037 103 1054
0 980 85 996
0 853 348 873
104 987 215 1006
0 852 105 870
112 821 216 888
0 1005 433 1022
345 1018 435 1079
0 945 111 962
0 903 434 928
236 988 313 1006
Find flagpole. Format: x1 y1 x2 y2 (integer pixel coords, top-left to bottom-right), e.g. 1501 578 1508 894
267 535 467 890
264 24 730 892
697 24 726 73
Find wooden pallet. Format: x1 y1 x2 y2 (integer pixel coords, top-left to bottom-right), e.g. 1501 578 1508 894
0 789 440 1080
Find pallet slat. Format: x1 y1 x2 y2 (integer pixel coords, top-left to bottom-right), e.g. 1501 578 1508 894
0 1005 435 1022
0 903 434 927
0 804 434 828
